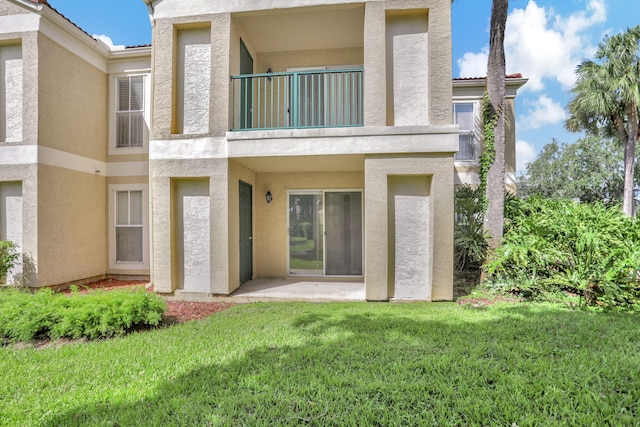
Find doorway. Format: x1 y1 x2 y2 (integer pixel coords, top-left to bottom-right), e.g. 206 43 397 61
239 181 253 284
288 190 362 277
239 39 253 129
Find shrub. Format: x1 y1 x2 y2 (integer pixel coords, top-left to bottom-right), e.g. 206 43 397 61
454 185 488 272
0 241 19 282
0 287 166 342
485 197 640 308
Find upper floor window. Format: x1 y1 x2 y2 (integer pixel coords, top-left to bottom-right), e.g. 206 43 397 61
453 102 477 161
116 76 144 148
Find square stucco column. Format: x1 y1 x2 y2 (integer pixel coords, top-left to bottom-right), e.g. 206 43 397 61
363 2 387 126
151 176 172 293
364 154 454 301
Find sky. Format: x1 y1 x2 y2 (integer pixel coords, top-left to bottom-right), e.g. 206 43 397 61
50 0 640 174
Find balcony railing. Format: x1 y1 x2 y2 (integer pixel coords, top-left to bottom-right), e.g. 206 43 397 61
231 68 363 131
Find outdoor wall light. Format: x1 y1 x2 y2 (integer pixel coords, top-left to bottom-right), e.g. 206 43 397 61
266 191 273 204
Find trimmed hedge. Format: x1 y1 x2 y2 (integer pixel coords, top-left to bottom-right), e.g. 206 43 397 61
0 287 166 342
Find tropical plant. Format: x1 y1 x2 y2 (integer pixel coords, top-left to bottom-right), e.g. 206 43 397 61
566 26 640 217
454 185 488 272
485 197 640 308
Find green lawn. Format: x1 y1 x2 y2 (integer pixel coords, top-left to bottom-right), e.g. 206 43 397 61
1 302 639 426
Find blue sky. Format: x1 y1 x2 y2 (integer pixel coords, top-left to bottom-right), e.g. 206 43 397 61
53 0 640 174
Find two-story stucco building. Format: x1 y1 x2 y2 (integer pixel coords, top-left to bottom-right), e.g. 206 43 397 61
0 0 525 300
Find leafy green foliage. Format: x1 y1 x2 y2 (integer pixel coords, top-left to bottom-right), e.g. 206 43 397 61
518 136 637 204
565 26 640 217
485 197 640 307
0 241 19 282
479 91 498 211
454 185 488 272
0 288 166 342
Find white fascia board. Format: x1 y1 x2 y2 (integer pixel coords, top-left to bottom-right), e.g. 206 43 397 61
151 0 361 19
39 8 109 73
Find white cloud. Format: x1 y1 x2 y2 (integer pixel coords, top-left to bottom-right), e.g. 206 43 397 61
458 48 489 78
93 34 124 50
458 0 606 91
516 139 537 174
519 94 567 129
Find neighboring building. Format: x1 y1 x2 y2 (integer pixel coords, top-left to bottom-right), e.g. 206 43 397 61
453 74 527 194
0 0 525 300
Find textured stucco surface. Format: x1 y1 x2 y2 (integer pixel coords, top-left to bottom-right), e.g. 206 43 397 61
176 27 211 135
0 44 23 142
386 13 429 126
37 165 106 286
0 181 23 281
151 158 229 293
0 164 38 286
365 154 453 301
37 33 107 161
389 176 431 299
182 194 211 291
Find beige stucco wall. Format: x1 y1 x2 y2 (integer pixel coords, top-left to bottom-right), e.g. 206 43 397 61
253 170 364 278
0 164 38 286
152 14 231 139
151 157 230 294
37 33 107 161
0 0 29 15
256 47 364 73
365 154 453 301
37 164 106 286
0 31 38 146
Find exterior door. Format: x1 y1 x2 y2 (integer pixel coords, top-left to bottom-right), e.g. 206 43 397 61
239 181 253 284
288 190 362 276
239 39 253 129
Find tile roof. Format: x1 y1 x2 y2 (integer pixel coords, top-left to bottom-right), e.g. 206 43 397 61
453 73 524 81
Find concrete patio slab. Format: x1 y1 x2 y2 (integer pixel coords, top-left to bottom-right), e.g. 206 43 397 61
171 278 366 302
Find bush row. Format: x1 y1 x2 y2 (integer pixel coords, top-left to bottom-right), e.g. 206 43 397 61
485 197 640 308
0 287 166 342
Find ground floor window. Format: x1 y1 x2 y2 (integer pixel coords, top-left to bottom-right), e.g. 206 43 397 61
288 190 362 277
109 185 148 270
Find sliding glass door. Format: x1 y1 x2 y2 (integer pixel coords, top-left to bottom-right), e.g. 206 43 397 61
288 190 362 277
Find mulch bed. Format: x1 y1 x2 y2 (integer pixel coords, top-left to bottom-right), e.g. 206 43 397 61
65 279 234 323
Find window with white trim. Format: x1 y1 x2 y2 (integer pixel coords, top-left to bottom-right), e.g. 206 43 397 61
115 190 143 263
453 102 477 161
116 76 144 148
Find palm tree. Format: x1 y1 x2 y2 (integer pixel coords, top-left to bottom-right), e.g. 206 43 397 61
566 26 640 217
484 0 509 248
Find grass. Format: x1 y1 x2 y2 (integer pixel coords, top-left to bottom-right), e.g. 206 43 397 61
290 236 323 270
1 302 639 426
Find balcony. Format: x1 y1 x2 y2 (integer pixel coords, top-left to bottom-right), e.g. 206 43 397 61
231 68 363 131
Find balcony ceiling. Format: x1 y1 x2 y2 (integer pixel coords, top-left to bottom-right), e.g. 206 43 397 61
235 5 365 53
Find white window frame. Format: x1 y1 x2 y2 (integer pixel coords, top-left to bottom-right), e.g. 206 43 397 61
285 188 364 278
453 100 481 163
108 184 149 271
108 73 150 155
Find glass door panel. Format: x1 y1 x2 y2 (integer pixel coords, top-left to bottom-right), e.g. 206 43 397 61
325 192 363 276
289 192 323 275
